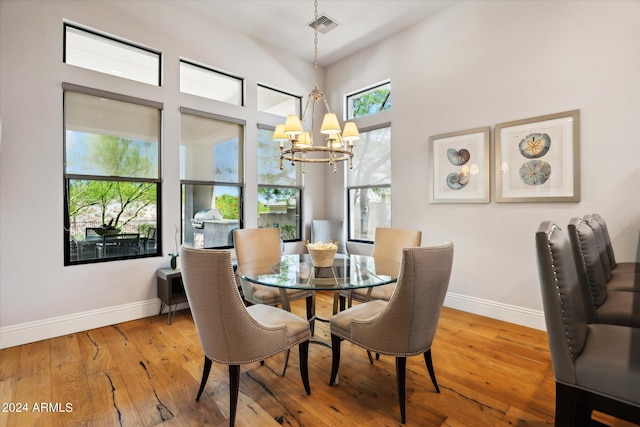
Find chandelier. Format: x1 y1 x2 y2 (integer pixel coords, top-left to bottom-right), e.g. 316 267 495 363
273 0 360 173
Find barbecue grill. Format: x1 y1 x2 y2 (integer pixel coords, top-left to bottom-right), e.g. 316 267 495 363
192 209 223 229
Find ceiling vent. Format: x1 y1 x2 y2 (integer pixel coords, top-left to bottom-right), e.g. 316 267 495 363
308 14 339 34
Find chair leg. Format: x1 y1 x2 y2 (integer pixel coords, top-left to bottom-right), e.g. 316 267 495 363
280 349 290 377
229 365 240 427
329 334 342 386
424 349 440 393
366 350 374 364
196 356 212 401
299 341 311 395
396 356 407 424
306 295 315 336
332 292 340 314
554 382 592 427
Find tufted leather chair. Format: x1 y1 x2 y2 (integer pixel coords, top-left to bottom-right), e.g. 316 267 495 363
180 246 311 427
589 213 640 274
566 217 640 327
583 214 640 290
329 244 453 424
536 222 640 426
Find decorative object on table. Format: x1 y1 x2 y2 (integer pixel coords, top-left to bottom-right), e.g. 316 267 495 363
495 109 580 202
169 224 180 269
311 219 346 254
306 239 338 267
272 0 360 173
429 126 491 203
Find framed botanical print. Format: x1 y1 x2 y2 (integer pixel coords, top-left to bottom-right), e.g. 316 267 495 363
429 126 490 203
494 110 580 202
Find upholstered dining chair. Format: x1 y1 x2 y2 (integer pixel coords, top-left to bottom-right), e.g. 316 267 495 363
329 243 454 424
341 227 422 309
588 213 640 274
234 228 314 320
311 219 346 254
535 222 640 426
180 246 311 427
567 217 640 327
234 228 315 375
583 215 640 290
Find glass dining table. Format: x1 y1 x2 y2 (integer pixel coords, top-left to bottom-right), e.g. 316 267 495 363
236 253 400 316
237 253 400 377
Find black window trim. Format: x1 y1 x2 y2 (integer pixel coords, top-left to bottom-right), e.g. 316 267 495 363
256 123 303 243
62 83 163 265
345 80 391 120
63 22 163 87
179 59 246 107
256 83 303 116
179 108 246 249
345 122 392 244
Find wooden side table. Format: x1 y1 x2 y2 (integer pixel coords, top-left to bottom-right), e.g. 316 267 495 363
157 268 188 324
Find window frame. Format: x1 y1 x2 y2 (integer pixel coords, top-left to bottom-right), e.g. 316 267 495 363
257 124 303 243
345 80 391 120
257 83 302 117
180 107 245 250
179 59 245 106
63 22 162 86
346 122 392 244
62 83 163 265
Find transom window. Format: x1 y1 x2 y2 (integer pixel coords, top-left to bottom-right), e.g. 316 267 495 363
180 60 244 106
257 84 301 117
64 23 161 86
346 81 391 120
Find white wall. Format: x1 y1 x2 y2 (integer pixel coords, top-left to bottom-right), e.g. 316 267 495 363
327 0 640 327
2 0 639 348
0 0 325 348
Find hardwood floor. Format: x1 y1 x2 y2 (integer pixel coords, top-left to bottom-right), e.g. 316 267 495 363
0 292 636 427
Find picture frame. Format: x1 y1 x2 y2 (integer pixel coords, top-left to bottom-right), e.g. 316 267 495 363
429 126 491 204
494 109 580 203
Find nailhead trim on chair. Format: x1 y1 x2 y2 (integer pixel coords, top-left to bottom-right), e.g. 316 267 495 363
546 224 578 362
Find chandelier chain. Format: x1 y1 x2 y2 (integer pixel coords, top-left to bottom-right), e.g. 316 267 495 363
313 0 319 90
275 0 359 173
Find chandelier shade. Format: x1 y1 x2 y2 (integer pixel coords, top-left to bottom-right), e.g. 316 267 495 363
275 0 359 173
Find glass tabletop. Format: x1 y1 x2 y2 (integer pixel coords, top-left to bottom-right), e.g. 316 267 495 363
236 253 400 291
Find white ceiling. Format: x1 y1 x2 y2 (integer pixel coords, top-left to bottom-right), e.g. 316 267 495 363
168 0 458 66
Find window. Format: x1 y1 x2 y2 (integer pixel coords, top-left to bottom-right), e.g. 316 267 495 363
63 84 162 265
257 126 302 241
180 108 244 249
180 60 244 106
346 81 391 120
347 125 392 242
64 23 161 86
257 84 301 116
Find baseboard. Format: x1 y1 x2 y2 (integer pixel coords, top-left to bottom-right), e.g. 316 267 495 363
0 299 168 349
444 292 546 331
0 293 545 349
